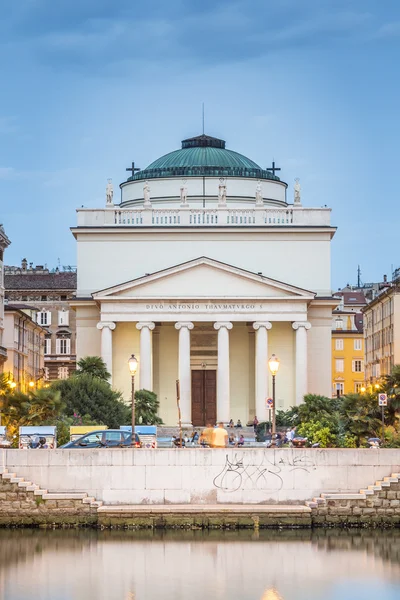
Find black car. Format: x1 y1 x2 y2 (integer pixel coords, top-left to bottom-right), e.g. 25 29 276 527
61 429 141 449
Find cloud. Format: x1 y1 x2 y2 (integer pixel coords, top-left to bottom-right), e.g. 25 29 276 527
0 167 17 179
374 21 400 39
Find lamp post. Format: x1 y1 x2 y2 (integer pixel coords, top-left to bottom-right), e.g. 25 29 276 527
128 354 138 439
268 354 280 446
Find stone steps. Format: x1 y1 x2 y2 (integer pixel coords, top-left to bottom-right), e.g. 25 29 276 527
0 468 102 509
307 471 400 510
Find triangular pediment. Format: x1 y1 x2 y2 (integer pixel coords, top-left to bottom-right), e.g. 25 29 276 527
93 257 315 301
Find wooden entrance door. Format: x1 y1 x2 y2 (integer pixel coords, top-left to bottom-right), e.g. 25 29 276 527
191 370 217 426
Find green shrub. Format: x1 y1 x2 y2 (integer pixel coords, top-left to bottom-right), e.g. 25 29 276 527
297 420 336 448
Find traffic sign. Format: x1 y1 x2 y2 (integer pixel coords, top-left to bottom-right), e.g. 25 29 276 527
378 393 388 406
266 397 273 408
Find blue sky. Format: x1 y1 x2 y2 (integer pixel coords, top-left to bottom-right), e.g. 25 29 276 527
1 0 399 289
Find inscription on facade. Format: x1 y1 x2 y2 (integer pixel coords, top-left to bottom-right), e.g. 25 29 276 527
145 303 258 311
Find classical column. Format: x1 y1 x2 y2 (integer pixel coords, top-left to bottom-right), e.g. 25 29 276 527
292 321 311 405
253 322 272 421
136 322 155 390
214 322 233 423
175 322 194 426
96 321 116 383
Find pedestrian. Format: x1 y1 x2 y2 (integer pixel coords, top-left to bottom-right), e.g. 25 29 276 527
211 422 228 448
237 434 245 447
228 434 236 446
199 423 214 448
235 419 242 428
228 419 234 428
253 416 259 432
191 430 199 446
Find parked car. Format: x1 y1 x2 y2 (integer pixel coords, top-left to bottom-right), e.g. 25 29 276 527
60 429 141 449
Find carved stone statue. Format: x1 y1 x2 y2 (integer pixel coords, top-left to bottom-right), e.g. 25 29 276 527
143 180 151 206
106 179 113 206
294 178 301 205
180 186 188 205
255 180 263 206
218 180 227 205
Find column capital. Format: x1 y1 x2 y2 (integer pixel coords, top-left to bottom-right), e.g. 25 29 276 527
136 322 155 331
214 322 233 331
96 321 116 331
292 321 311 331
253 321 272 331
175 321 194 331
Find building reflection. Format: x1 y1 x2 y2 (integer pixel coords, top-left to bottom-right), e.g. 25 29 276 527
0 529 399 600
261 588 284 600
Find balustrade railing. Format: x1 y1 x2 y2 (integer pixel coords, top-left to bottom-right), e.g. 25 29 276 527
78 206 331 228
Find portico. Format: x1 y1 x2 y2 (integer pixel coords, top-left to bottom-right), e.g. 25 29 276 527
89 257 323 425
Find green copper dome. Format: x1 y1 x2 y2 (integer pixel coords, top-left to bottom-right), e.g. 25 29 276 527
128 135 281 182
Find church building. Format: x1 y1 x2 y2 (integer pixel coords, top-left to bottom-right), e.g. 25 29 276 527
71 133 337 425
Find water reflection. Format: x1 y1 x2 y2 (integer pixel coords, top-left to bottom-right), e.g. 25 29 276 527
0 529 399 600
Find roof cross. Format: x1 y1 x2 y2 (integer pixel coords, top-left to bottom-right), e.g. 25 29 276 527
266 161 281 177
126 162 141 177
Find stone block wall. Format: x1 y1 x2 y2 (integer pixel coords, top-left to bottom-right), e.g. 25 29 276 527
310 482 400 527
0 476 98 526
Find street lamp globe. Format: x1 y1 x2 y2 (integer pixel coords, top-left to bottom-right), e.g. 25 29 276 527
128 354 138 375
268 354 280 376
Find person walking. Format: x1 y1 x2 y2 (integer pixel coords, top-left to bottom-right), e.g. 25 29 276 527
211 422 228 448
199 423 214 448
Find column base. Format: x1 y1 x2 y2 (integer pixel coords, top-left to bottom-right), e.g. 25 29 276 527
179 422 193 428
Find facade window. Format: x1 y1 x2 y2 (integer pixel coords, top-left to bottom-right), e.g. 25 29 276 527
354 339 362 351
335 318 343 330
58 310 69 326
58 366 69 379
38 311 51 326
44 338 52 355
56 338 71 355
41 295 47 301
335 359 344 372
335 339 344 351
352 360 364 372
335 382 344 397
354 382 363 393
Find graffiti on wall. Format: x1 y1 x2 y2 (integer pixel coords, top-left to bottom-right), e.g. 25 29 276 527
213 452 317 492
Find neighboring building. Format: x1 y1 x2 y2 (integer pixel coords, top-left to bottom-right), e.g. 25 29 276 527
5 262 77 381
363 274 400 384
71 131 337 425
3 304 45 391
331 291 366 396
0 224 11 372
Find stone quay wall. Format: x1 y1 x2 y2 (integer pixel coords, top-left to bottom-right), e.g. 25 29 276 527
310 482 400 527
2 447 399 505
0 476 98 526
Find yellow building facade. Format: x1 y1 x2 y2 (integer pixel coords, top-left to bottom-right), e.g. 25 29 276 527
331 303 365 397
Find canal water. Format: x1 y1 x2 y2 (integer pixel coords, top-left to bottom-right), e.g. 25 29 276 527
0 529 399 600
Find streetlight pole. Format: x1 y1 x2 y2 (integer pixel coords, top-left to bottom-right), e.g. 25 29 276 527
128 354 138 443
268 354 280 447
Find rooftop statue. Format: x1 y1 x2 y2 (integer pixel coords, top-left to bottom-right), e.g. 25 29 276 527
294 178 301 205
106 179 113 206
255 181 263 206
143 181 151 206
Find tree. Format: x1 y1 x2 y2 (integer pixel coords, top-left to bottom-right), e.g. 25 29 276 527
296 394 340 431
381 364 400 411
75 356 111 380
135 389 163 425
0 387 64 442
339 392 383 445
52 373 130 428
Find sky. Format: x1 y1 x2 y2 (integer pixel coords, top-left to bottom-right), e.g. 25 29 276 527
1 0 399 290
